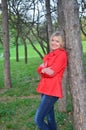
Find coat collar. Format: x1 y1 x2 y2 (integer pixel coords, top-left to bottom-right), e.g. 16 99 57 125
49 48 64 56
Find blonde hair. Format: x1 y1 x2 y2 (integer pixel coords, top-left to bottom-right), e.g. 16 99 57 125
49 31 65 48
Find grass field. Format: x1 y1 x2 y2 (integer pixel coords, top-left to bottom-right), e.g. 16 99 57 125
0 41 86 130
10 43 44 59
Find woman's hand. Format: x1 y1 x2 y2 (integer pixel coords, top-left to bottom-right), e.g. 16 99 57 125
40 62 47 68
41 67 54 76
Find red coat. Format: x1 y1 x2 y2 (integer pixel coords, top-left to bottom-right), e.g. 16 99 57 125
36 49 67 98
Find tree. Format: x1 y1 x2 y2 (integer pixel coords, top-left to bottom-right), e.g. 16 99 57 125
2 0 12 88
8 0 58 60
79 0 86 38
57 0 68 112
45 0 53 52
62 0 86 129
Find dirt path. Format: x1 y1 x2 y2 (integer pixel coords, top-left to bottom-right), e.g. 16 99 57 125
0 95 40 103
0 88 40 102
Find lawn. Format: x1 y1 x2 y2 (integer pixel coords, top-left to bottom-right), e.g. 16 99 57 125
0 57 73 130
9 43 44 59
0 41 86 130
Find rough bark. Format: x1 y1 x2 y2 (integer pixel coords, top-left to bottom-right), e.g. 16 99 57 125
58 69 68 112
62 0 86 129
45 0 53 52
57 0 68 112
15 32 19 62
22 37 28 64
2 0 12 88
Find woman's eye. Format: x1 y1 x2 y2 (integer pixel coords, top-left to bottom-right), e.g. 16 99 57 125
56 40 59 43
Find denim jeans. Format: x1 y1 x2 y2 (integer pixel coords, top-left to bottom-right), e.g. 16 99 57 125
34 94 58 130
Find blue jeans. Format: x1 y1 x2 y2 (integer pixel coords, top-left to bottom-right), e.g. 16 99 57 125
34 94 58 130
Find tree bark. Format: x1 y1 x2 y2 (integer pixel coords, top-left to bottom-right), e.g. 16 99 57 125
45 0 53 52
2 0 12 88
22 37 28 64
58 69 68 112
15 32 19 62
62 0 86 129
57 0 68 112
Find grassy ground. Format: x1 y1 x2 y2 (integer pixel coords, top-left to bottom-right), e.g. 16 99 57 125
0 41 86 130
0 57 73 130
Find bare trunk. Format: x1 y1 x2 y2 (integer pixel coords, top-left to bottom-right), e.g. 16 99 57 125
2 0 12 88
22 37 28 64
58 0 67 112
24 42 27 64
16 32 19 62
58 0 65 31
62 0 86 129
58 69 68 112
45 0 53 52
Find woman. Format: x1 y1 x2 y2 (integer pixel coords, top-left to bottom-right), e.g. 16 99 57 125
34 31 67 130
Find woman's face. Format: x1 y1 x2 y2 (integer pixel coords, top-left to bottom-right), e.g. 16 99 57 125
50 36 61 50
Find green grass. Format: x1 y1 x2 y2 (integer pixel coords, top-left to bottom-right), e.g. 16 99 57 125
0 98 39 130
0 57 41 130
0 43 45 60
0 57 73 130
0 41 86 130
82 40 86 53
10 44 44 59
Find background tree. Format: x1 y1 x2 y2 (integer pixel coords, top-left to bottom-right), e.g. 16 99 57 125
7 0 58 60
45 0 53 52
8 0 29 62
1 0 12 88
79 0 86 38
0 0 85 60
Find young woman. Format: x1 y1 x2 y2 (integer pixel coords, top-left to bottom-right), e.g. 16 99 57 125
34 31 67 130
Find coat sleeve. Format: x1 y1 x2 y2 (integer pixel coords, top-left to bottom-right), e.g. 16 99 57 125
37 66 43 74
42 52 67 78
37 55 48 75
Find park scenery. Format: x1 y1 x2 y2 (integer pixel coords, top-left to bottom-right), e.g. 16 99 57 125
0 42 86 130
0 0 86 130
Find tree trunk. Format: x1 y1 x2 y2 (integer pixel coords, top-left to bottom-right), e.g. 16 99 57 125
24 42 27 64
57 0 68 112
45 0 53 52
22 37 28 64
58 0 65 31
58 69 68 112
62 0 86 129
16 32 19 62
2 0 12 88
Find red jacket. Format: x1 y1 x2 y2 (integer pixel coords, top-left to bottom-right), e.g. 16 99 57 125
36 48 67 98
